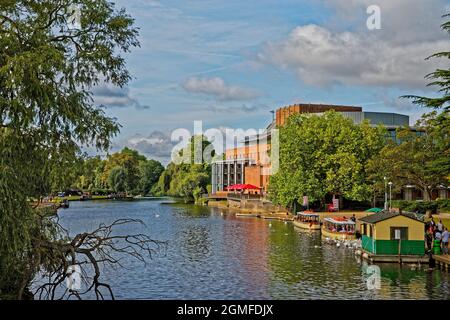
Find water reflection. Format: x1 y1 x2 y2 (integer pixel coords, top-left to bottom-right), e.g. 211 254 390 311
48 200 449 300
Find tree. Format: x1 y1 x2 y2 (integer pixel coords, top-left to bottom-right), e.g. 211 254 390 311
0 0 154 299
108 166 126 193
269 111 386 209
367 112 450 200
395 15 450 200
76 155 104 191
138 159 164 195
153 135 214 202
402 15 449 110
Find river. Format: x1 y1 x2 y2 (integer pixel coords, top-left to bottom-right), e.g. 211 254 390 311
50 199 449 300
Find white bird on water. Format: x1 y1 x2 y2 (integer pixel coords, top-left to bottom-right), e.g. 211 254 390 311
268 223 272 228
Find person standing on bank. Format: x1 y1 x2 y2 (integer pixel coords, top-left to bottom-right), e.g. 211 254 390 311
437 219 443 233
441 227 449 255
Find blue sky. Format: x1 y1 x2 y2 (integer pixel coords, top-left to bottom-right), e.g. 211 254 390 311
94 0 450 163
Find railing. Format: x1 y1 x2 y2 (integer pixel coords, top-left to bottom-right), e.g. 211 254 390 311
227 193 263 201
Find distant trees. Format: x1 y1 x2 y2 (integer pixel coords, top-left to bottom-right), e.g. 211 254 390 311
269 111 386 209
139 159 165 195
153 135 213 203
72 148 164 195
108 166 127 193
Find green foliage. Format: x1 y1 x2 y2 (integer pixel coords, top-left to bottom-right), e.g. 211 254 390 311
0 0 139 298
391 200 439 214
108 166 126 193
72 148 164 195
153 136 213 202
367 112 450 200
138 159 164 195
269 111 386 208
435 199 450 212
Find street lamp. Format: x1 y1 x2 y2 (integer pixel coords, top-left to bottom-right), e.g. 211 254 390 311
384 177 388 211
270 110 275 121
388 182 393 211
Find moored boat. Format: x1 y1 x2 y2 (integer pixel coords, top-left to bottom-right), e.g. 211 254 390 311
293 212 321 230
321 217 356 240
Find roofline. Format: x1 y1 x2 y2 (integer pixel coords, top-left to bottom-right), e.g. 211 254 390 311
359 212 424 224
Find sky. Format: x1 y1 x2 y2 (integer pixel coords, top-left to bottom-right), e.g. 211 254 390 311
92 0 450 164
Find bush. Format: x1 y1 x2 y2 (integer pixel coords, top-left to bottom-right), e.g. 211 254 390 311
435 198 450 212
391 200 438 214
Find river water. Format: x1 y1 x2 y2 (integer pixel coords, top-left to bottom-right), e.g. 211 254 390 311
52 199 449 300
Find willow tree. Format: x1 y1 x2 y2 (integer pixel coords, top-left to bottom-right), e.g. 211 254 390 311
0 1 158 299
268 111 386 209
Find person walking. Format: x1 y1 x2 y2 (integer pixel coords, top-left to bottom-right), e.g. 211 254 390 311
441 227 449 255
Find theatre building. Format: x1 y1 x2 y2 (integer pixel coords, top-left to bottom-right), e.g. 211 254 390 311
210 103 449 200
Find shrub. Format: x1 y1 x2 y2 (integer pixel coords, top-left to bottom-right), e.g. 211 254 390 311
435 198 450 212
391 200 438 214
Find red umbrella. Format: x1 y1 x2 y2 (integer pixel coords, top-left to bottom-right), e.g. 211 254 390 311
241 184 260 190
226 184 260 190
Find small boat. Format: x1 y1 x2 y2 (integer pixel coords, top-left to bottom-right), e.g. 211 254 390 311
293 212 321 230
321 217 356 240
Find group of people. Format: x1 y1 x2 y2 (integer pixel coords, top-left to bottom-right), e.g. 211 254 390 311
426 219 449 255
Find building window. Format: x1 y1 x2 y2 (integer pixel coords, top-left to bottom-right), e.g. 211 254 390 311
390 227 408 240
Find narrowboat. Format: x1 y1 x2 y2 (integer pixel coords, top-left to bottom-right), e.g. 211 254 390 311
293 212 321 230
321 217 356 240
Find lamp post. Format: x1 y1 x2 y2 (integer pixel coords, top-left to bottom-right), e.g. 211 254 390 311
388 181 393 211
384 177 388 211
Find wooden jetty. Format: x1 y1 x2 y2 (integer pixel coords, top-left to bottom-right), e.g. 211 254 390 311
433 255 450 272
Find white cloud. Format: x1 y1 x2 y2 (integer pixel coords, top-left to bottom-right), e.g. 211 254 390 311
121 131 177 164
182 77 261 101
259 0 450 89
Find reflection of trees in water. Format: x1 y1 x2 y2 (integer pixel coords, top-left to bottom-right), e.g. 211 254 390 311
376 265 431 299
179 225 211 260
359 262 450 300
424 269 449 300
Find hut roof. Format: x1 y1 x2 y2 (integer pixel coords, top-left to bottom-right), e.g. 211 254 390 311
359 211 424 225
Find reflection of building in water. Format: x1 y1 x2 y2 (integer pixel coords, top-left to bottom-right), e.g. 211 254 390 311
220 213 270 291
